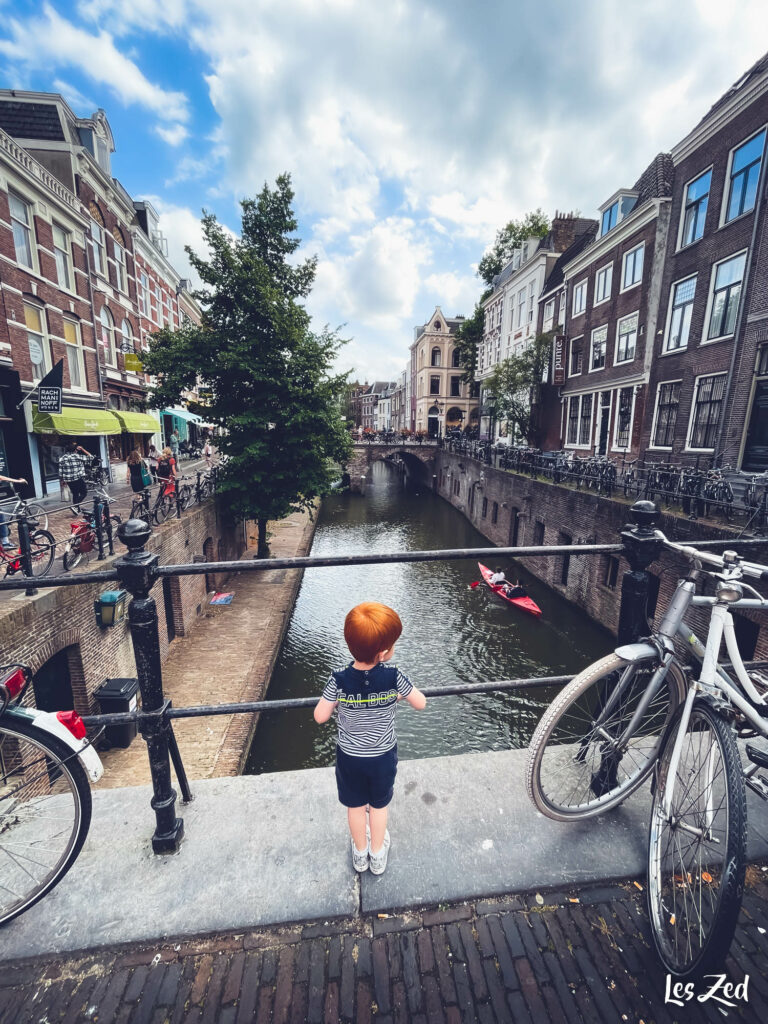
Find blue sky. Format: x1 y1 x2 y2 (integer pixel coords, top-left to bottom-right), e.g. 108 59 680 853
2 1 768 382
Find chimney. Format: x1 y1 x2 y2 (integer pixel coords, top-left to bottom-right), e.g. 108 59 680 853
550 211 580 253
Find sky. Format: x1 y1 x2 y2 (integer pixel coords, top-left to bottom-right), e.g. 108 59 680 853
1 1 768 383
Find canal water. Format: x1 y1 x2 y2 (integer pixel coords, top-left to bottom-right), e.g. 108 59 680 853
245 461 611 774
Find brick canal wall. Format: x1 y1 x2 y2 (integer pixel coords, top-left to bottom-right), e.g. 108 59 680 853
434 450 768 658
0 500 245 717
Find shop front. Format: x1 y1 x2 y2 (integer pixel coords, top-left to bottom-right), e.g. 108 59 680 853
32 404 121 495
160 407 203 448
0 368 35 498
112 410 161 460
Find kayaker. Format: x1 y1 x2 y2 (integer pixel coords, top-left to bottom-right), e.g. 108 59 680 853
489 567 507 585
506 579 528 599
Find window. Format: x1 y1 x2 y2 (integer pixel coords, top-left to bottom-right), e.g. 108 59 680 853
594 264 612 304
430 375 440 395
557 290 565 326
528 282 535 323
482 497 488 519
569 338 582 376
681 169 711 246
112 231 126 292
9 193 34 269
590 326 607 371
622 244 644 290
63 318 84 390
451 348 460 368
24 303 50 381
52 224 72 290
431 347 441 366
616 312 638 364
725 129 766 223
567 396 579 444
665 276 696 352
99 306 116 366
533 521 545 545
572 280 586 316
758 344 768 376
517 288 525 328
707 252 746 340
578 394 593 446
89 204 105 276
138 272 149 316
153 282 162 325
688 374 726 449
652 381 681 447
491 501 498 525
543 298 555 331
450 376 460 397
603 556 619 589
120 319 133 356
614 387 633 449
601 201 618 237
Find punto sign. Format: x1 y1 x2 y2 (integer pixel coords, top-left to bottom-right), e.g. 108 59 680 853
553 335 566 385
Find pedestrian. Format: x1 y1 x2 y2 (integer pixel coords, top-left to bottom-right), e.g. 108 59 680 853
203 438 213 469
125 450 148 493
0 474 27 548
170 429 180 461
313 602 426 875
57 442 90 506
147 443 160 482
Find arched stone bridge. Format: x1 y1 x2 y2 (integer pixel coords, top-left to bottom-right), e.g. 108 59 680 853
345 442 438 492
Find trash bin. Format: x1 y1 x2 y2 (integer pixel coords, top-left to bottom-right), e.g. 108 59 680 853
95 677 140 748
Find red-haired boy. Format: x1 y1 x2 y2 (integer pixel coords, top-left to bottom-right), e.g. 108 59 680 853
314 602 426 874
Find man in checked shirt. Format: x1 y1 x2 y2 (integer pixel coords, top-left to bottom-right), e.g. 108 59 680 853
57 442 91 505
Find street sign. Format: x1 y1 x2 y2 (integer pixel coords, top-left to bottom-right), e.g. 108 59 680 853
553 335 566 386
124 353 143 372
36 360 64 414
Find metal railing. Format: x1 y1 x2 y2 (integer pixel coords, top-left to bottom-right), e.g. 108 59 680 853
1 501 767 853
439 439 768 533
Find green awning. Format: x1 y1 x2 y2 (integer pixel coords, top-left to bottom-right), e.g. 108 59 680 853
160 407 202 424
113 411 160 434
32 404 121 436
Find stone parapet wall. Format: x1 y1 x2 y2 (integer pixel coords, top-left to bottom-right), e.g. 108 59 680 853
435 450 768 658
0 500 244 716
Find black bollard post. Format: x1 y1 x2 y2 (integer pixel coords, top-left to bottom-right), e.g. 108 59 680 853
617 500 663 644
195 471 202 505
115 519 184 852
104 502 115 555
174 474 181 519
17 516 37 597
93 494 105 560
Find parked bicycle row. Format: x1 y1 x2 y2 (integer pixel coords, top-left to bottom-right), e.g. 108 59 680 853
440 437 768 532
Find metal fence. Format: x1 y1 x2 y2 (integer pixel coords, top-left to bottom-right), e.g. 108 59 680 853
439 439 768 533
1 501 767 853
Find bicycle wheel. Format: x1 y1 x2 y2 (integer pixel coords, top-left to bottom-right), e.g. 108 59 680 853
153 495 173 525
24 504 48 531
527 653 686 821
178 485 192 511
0 716 91 925
28 529 56 577
130 499 150 524
648 699 746 980
62 540 83 571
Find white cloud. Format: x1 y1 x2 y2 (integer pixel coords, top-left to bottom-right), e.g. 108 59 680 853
52 77 96 112
155 124 189 147
0 4 189 122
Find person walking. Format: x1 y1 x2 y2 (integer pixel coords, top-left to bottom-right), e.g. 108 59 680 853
125 450 148 494
147 443 160 482
58 443 90 505
0 474 27 548
169 429 180 461
203 438 213 469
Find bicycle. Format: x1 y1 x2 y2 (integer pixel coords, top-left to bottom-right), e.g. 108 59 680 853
0 484 48 531
62 493 121 571
526 508 768 979
0 663 103 924
0 512 56 579
130 485 173 526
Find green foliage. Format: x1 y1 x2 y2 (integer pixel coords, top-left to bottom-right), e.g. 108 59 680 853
453 299 487 384
485 332 554 444
477 209 550 286
142 173 351 553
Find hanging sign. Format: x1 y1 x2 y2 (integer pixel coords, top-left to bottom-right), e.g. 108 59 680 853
36 360 64 414
124 353 143 372
553 335 566 386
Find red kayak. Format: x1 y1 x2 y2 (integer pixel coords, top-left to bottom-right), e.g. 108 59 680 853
478 563 542 618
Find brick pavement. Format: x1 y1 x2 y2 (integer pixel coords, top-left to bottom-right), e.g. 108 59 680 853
2 866 767 1023
94 505 318 787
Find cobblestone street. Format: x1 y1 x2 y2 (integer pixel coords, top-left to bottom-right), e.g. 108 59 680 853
2 867 767 1023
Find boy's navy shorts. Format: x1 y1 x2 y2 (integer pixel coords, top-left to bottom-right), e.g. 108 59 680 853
335 745 398 809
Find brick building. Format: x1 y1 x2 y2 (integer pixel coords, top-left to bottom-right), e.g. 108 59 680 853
640 55 768 469
410 308 476 437
555 155 674 459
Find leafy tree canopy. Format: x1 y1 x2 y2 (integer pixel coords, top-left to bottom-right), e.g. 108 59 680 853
142 173 352 556
453 298 487 384
484 332 554 445
477 209 550 287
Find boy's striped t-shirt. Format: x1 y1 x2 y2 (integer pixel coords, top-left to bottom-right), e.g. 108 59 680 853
322 662 413 757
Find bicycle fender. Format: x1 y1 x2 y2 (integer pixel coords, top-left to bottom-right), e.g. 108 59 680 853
12 707 103 782
614 642 657 662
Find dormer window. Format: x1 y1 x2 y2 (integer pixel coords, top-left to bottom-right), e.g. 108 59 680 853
599 192 638 237
434 320 441 331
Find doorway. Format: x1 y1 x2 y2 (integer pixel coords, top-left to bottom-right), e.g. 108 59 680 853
596 392 611 455
743 379 768 471
33 648 75 712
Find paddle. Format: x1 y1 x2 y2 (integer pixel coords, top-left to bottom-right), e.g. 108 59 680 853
469 580 484 589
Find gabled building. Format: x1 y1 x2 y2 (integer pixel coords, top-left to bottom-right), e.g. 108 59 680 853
411 308 476 437
557 154 674 458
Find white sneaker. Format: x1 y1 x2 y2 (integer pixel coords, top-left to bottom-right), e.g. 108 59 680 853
351 825 371 873
369 830 391 875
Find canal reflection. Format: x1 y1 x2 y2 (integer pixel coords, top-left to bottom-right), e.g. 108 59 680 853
245 460 611 773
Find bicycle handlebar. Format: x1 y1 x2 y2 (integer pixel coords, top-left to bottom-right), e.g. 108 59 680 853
656 530 768 580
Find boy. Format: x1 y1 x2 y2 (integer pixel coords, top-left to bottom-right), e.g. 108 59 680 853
314 602 426 874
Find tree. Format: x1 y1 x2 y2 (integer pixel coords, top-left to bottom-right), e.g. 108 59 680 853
142 174 352 557
452 298 487 385
484 332 554 445
477 209 550 287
